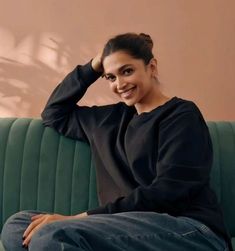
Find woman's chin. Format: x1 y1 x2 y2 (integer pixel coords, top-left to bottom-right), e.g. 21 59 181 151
123 100 138 107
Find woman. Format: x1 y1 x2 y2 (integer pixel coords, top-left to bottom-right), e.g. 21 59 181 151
1 32 232 250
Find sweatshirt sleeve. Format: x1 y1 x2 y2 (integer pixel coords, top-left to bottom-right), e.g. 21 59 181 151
41 59 103 143
86 110 213 215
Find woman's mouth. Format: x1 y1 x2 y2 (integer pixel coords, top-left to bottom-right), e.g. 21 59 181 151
120 87 136 99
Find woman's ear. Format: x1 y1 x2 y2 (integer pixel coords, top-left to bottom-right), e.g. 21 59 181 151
148 58 158 77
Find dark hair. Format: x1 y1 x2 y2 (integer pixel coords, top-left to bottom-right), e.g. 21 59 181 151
101 32 154 65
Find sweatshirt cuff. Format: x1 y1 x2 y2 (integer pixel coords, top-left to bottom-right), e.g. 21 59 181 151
78 58 103 87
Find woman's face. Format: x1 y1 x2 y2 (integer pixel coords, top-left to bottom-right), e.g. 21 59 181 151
102 51 158 106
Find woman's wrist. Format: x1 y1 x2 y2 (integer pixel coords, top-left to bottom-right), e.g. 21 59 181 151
74 212 88 218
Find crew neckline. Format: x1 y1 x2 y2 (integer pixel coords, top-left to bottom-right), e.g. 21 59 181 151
133 96 178 118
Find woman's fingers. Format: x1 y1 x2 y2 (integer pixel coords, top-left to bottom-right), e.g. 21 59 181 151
31 214 45 221
23 218 47 247
22 214 74 247
91 52 103 73
23 216 45 239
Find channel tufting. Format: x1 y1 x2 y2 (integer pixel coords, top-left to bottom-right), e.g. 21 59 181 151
207 121 235 235
0 118 16 228
2 118 32 223
207 121 222 202
68 141 76 215
36 120 45 211
19 119 44 211
19 119 31 210
89 159 99 210
0 118 234 247
0 118 99 227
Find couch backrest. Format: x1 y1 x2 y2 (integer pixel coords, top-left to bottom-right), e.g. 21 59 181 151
0 118 99 230
207 121 235 237
0 118 235 237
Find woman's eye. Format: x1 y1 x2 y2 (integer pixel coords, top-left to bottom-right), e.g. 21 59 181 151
123 68 133 75
106 75 116 82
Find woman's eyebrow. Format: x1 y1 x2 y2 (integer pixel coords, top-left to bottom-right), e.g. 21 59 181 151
103 64 133 77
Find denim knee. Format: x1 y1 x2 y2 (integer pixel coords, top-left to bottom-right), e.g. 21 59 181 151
1 210 34 250
29 220 93 251
2 210 31 234
29 223 57 250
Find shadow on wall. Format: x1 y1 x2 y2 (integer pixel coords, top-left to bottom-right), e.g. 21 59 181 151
0 28 118 118
0 57 57 118
0 0 119 118
0 30 74 117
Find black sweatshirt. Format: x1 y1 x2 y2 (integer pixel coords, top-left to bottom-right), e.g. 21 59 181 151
41 59 232 250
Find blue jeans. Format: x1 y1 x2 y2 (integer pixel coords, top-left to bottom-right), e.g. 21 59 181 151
1 210 228 251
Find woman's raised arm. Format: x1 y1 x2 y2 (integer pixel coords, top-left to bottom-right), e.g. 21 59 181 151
41 54 103 143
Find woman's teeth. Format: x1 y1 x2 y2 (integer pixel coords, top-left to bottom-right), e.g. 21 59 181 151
121 87 136 98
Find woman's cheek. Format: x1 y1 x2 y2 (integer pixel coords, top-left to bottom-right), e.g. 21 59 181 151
109 82 118 94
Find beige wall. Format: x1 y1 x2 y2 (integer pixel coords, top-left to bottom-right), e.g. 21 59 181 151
0 0 234 120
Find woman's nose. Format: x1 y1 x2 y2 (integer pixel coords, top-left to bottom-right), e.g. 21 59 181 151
116 76 127 91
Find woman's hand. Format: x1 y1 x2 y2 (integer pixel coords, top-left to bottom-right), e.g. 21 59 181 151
91 52 104 73
22 212 87 247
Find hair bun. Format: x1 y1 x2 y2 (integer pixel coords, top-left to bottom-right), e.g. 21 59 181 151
139 33 153 50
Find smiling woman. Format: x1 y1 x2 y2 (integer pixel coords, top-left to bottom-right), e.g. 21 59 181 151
102 50 166 112
1 32 232 251
100 33 170 113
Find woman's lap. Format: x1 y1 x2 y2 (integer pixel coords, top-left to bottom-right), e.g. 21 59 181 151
1 210 228 251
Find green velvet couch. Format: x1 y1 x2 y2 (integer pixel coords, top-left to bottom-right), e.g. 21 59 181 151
0 118 234 250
